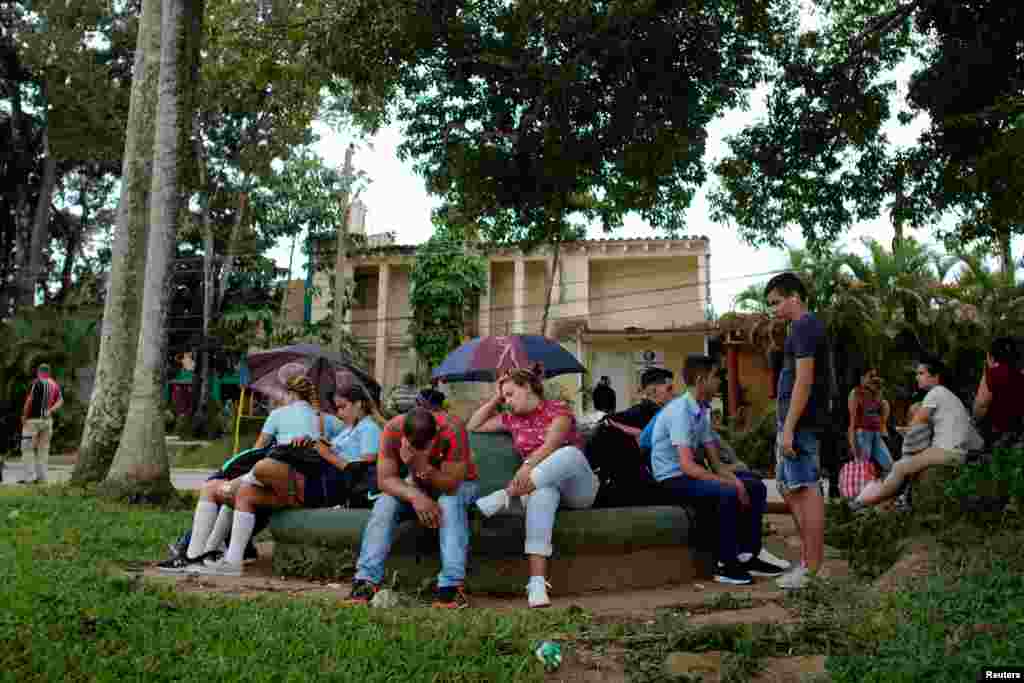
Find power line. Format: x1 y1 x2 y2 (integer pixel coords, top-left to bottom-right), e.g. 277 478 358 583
162 266 786 325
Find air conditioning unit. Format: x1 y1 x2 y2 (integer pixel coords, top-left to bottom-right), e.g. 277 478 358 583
634 350 665 367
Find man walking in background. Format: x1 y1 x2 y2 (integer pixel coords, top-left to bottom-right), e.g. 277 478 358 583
19 363 63 484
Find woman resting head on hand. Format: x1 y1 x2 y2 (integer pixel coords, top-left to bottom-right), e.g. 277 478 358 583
466 364 598 608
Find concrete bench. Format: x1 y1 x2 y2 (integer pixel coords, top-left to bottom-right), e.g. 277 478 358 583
269 432 711 594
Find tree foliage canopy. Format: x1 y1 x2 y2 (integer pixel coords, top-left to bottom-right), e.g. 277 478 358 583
408 220 487 370
711 0 1024 258
322 0 791 246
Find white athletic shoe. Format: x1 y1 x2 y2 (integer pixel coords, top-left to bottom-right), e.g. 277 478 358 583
189 557 243 577
776 565 810 590
757 548 791 571
476 489 511 518
526 577 552 608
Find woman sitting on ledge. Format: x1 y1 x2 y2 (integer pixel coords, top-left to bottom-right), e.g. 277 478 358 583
467 366 600 608
159 374 341 575
854 356 982 510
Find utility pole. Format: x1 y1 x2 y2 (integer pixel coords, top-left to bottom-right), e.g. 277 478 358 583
332 144 355 353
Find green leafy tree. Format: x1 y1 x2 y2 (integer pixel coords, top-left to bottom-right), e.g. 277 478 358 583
712 0 1023 264
408 221 487 371
322 0 789 249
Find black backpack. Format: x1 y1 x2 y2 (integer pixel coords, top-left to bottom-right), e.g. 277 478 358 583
586 418 663 508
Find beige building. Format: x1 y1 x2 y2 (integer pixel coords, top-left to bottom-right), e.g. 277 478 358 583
308 227 715 415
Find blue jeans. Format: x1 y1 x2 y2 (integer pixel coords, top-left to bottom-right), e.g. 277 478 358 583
354 480 479 589
658 471 767 564
854 430 893 474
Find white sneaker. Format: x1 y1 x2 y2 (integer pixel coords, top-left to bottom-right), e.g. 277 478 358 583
776 565 810 590
189 557 243 577
526 577 552 608
758 548 791 571
476 489 511 518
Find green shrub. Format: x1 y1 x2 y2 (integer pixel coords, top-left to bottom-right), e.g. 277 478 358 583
718 408 777 476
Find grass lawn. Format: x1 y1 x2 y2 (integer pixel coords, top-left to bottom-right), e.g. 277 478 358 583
582 500 1024 683
0 486 584 683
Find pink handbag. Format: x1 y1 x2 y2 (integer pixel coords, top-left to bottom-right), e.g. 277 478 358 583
839 458 879 499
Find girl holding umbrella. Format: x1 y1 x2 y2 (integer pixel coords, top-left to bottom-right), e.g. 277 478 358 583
467 365 600 608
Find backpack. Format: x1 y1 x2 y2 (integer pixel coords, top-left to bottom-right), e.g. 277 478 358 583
27 381 47 419
586 418 662 508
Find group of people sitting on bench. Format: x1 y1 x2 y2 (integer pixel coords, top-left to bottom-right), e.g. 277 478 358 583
158 352 797 608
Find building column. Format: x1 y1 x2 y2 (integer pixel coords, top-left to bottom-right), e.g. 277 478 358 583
375 263 390 385
575 330 586 413
341 262 355 331
513 256 526 334
478 259 491 337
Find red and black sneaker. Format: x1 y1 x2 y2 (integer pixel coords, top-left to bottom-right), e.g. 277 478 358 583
431 585 469 609
345 579 379 604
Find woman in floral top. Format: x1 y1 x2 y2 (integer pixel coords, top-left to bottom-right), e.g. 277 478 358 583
467 366 599 608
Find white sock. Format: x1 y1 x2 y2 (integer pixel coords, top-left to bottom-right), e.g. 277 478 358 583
240 470 262 487
186 501 219 558
737 552 753 563
224 511 256 565
528 575 546 585
204 506 234 553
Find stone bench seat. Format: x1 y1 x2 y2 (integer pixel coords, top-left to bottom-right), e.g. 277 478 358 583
269 432 711 595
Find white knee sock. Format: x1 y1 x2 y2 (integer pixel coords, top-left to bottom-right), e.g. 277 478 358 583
204 506 234 553
186 501 219 558
224 511 256 565
240 470 263 487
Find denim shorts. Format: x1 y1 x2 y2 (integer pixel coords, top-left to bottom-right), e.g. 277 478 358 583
775 430 822 497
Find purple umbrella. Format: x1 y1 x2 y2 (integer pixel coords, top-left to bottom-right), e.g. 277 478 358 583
244 344 380 404
432 335 585 382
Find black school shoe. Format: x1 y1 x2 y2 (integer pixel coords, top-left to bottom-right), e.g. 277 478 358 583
742 556 788 577
432 585 469 609
346 579 379 604
713 561 753 585
157 550 222 574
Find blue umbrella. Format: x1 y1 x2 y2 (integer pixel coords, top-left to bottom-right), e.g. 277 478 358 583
432 335 585 382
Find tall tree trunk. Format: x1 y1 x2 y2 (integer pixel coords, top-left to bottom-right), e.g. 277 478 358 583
996 226 1014 282
541 238 560 337
72 0 163 484
331 144 354 353
106 0 202 500
10 83 34 311
60 173 88 300
27 125 59 306
191 135 215 435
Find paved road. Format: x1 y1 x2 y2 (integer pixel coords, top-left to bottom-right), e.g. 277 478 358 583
2 463 215 490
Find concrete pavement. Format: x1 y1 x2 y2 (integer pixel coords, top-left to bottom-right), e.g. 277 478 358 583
2 462 214 490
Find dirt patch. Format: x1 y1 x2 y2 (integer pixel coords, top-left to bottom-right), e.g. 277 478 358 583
690 603 794 627
873 541 934 594
545 643 627 683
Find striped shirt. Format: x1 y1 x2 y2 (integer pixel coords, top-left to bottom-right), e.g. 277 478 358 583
381 411 478 482
27 378 62 419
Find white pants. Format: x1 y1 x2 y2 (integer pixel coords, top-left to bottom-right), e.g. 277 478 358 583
21 417 53 482
520 446 599 557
